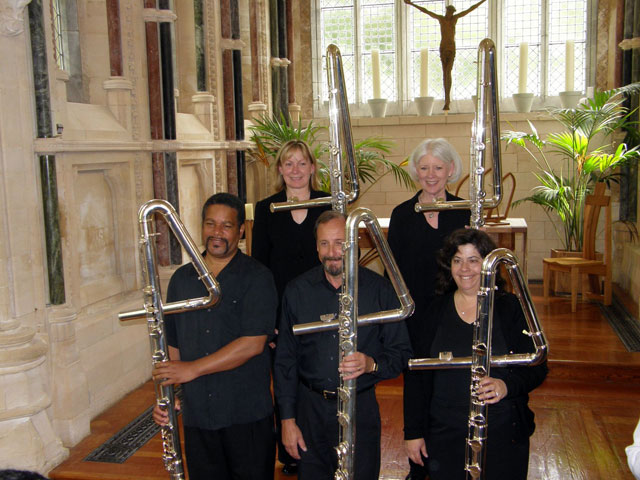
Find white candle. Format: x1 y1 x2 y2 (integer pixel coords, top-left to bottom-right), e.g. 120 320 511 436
420 49 429 97
518 43 528 94
371 49 381 99
245 203 254 221
565 40 575 92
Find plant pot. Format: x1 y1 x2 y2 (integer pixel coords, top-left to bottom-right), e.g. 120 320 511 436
559 91 582 109
414 96 434 116
512 93 534 113
368 98 388 118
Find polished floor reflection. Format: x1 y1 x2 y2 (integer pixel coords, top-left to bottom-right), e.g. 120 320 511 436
49 285 640 480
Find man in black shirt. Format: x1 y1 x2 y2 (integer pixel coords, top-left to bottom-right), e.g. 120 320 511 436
152 193 277 480
274 210 412 479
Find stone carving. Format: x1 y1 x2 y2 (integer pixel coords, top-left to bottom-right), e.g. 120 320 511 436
0 0 31 36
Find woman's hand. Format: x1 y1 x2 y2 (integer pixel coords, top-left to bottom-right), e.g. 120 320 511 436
405 438 428 466
477 376 508 404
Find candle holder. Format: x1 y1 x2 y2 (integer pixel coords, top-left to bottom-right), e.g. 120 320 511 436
368 98 388 118
414 97 434 116
512 93 534 113
559 91 582 109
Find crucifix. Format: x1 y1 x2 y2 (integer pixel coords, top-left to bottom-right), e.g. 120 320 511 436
405 0 487 110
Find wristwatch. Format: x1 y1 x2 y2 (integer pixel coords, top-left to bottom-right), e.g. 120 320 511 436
371 360 379 373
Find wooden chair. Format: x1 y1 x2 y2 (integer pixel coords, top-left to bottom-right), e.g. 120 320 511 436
454 168 516 223
542 183 612 312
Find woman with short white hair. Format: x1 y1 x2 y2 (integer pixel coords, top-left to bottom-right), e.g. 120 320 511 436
387 137 470 479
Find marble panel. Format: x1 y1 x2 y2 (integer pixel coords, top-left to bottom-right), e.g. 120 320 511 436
76 171 118 280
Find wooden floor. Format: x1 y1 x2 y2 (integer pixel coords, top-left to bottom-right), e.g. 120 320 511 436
49 284 640 480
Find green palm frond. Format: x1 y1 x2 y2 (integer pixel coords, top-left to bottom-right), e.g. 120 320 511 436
503 81 640 250
248 114 413 195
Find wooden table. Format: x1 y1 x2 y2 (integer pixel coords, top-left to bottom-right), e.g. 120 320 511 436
358 217 528 278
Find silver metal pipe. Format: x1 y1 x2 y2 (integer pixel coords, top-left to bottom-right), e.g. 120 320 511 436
119 199 221 479
335 208 414 480
408 249 547 480
293 209 413 336
415 38 502 229
270 44 358 215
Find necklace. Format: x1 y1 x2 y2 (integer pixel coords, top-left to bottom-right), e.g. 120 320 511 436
455 292 475 318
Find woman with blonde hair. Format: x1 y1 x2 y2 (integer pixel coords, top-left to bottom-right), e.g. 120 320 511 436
251 139 330 475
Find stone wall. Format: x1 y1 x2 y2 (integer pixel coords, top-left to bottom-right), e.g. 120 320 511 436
0 1 241 473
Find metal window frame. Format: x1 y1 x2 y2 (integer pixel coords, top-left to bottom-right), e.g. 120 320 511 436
312 0 594 117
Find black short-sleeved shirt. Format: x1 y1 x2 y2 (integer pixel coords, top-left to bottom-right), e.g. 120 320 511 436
274 265 413 420
251 189 331 299
165 251 278 431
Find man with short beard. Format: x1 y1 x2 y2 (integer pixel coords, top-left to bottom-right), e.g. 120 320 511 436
152 193 277 480
274 210 412 479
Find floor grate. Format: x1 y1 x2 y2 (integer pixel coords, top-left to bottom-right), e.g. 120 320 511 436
84 388 182 464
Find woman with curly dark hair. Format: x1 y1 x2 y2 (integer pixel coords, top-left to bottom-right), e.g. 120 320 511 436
403 228 547 480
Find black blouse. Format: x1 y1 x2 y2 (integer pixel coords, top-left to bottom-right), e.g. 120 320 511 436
387 190 470 342
251 189 331 299
403 291 548 441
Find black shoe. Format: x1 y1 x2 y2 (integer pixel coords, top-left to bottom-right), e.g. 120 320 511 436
282 463 298 475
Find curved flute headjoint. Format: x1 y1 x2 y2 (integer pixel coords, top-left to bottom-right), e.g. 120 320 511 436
414 38 502 229
270 44 358 215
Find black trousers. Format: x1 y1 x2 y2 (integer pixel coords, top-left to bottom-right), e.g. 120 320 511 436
426 404 529 480
183 415 275 480
296 383 381 480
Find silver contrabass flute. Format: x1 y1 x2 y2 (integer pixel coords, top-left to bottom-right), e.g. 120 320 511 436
414 38 502 229
119 200 221 480
407 38 549 480
270 43 359 214
293 208 414 480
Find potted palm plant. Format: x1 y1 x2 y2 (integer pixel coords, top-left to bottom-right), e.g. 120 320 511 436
502 83 640 253
248 113 414 197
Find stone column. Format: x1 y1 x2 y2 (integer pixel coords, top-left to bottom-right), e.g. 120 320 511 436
103 77 133 132
175 0 198 113
28 0 66 305
47 308 90 446
221 0 247 201
0 3 68 471
248 0 268 120
143 2 181 265
285 0 300 121
192 93 216 132
106 0 123 76
0 324 67 471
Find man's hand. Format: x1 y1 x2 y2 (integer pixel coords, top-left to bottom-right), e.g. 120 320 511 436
281 418 307 460
152 397 181 426
152 360 197 386
405 438 428 466
339 352 374 380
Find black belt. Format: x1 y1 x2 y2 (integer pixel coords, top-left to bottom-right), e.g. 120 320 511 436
300 378 337 400
300 378 373 401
